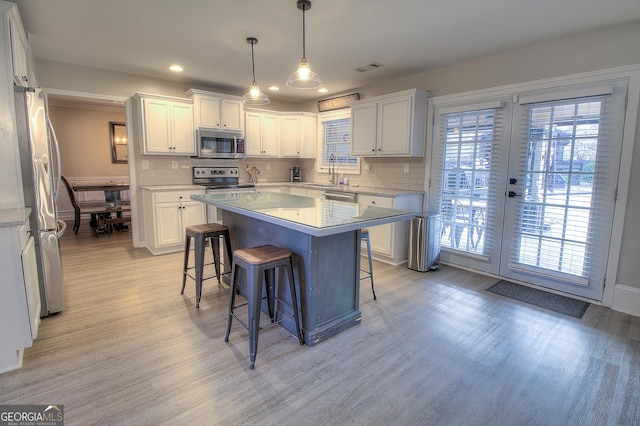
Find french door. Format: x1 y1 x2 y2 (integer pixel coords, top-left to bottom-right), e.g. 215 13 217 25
500 82 627 300
432 80 628 300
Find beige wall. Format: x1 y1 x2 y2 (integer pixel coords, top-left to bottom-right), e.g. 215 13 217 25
48 105 127 177
48 105 127 215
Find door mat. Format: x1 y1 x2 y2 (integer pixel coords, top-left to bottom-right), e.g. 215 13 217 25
486 280 590 319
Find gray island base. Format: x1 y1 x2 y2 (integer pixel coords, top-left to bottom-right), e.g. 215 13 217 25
192 191 415 346
223 210 361 346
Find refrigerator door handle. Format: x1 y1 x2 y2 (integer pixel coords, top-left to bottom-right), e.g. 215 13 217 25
47 115 62 201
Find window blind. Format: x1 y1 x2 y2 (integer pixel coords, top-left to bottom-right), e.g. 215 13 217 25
321 117 358 168
508 94 616 283
432 106 505 256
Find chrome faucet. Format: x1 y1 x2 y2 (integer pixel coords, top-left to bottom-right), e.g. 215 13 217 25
329 153 336 184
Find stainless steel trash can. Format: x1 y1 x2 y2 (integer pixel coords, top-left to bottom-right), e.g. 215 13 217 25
408 212 441 272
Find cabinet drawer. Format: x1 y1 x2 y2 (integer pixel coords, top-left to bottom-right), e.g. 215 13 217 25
153 190 203 204
358 195 393 208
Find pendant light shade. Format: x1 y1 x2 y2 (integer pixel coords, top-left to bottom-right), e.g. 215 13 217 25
286 0 322 89
243 37 270 105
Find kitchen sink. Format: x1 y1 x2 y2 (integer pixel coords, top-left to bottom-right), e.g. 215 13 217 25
323 190 358 203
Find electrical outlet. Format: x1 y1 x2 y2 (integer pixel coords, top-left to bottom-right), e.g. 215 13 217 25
364 164 370 171
403 163 409 173
141 160 149 170
266 163 271 170
172 161 178 169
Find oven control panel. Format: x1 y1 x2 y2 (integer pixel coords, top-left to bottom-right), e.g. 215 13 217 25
193 166 240 177
192 166 246 187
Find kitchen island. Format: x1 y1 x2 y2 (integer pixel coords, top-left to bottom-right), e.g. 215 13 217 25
192 191 416 346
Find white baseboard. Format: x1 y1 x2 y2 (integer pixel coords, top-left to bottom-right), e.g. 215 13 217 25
611 284 640 317
58 210 74 221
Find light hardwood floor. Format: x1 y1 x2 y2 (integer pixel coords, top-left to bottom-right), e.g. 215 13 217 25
1 226 639 425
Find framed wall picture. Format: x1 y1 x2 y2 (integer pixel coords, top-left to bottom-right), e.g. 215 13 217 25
110 122 128 164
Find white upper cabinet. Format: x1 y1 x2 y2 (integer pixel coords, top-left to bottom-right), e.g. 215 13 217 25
136 94 195 155
350 89 428 157
245 111 279 157
186 89 244 133
351 103 378 156
280 113 317 158
7 5 33 87
246 110 317 158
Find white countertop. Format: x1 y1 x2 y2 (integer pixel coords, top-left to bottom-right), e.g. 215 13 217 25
141 184 203 192
0 208 31 228
256 182 423 198
192 191 417 237
141 182 422 198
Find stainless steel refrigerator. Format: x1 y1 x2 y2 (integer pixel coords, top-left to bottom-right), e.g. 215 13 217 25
14 86 65 316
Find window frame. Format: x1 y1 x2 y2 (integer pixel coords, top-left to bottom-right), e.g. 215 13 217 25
315 109 360 174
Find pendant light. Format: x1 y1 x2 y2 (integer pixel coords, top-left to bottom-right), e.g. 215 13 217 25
242 37 270 105
286 0 322 89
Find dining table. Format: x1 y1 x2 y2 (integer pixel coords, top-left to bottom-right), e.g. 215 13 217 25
70 182 130 206
70 181 131 234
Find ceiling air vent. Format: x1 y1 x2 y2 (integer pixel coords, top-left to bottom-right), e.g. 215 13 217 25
355 63 383 73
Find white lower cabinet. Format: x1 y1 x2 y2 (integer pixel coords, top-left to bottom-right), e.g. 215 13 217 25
143 188 205 255
358 193 422 265
0 216 40 373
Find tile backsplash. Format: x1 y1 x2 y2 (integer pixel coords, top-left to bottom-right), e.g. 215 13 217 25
136 155 427 191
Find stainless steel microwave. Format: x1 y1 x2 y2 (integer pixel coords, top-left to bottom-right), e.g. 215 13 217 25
196 129 245 159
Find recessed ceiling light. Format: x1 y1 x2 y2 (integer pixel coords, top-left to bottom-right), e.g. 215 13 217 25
169 64 183 72
268 86 280 91
318 88 328 93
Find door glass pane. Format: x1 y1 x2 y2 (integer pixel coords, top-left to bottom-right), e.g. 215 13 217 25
440 110 494 253
516 99 600 276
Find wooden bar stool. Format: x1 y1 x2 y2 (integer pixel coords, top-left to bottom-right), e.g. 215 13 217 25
224 244 304 370
361 228 377 300
181 223 233 308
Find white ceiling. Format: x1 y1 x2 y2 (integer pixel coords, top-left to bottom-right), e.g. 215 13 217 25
12 0 640 104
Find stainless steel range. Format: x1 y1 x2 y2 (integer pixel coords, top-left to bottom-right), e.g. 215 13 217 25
193 166 255 223
192 166 255 190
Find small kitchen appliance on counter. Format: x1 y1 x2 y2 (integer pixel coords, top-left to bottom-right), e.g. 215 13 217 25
290 166 303 182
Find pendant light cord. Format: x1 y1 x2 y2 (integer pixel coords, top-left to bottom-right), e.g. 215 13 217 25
302 4 307 59
250 40 257 82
